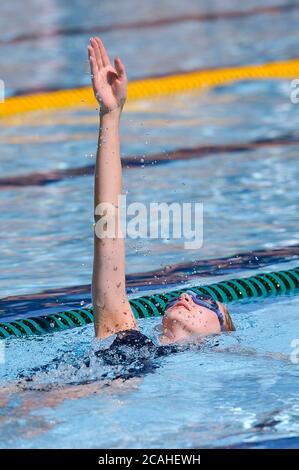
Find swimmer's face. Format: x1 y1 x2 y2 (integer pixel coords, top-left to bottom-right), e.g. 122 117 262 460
160 292 232 344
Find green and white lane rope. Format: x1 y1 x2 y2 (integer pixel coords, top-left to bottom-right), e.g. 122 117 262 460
0 266 298 338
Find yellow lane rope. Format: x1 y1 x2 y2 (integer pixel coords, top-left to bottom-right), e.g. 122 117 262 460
1 57 299 118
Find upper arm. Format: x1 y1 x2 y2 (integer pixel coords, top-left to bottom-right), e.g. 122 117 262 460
92 230 137 338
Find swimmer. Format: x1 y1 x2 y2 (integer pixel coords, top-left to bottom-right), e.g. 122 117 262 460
87 37 235 350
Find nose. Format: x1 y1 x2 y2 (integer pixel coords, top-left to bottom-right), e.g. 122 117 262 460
179 292 192 302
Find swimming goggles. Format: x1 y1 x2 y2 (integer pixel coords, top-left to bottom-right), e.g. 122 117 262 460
165 289 225 331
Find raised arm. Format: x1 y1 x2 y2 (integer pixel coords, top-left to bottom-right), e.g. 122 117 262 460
88 37 137 339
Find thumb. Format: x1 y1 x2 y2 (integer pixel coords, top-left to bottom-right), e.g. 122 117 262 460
114 56 126 78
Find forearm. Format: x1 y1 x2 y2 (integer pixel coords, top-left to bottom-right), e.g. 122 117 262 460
94 109 122 211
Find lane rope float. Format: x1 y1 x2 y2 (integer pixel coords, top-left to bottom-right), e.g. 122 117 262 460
1 57 299 118
0 265 298 338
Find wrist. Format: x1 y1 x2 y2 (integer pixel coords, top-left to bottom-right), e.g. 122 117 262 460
99 107 122 123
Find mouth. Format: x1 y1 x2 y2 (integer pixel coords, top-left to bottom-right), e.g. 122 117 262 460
171 300 191 311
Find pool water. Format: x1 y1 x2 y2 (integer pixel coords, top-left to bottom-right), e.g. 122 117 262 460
1 294 299 448
1 83 299 297
0 0 299 449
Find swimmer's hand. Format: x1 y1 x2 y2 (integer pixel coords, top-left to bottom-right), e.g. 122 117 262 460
88 36 127 115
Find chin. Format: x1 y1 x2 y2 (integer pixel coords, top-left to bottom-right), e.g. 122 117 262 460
160 330 195 345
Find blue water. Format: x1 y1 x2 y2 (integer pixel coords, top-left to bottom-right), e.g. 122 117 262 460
1 82 299 297
0 0 299 449
1 294 299 448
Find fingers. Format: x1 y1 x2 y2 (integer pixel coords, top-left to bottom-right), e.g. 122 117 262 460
94 36 110 67
114 56 126 78
88 46 97 70
88 46 98 81
90 37 103 69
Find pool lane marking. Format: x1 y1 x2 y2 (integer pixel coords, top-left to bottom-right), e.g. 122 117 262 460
1 243 299 323
1 3 298 45
1 266 299 337
2 57 299 118
0 134 299 188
